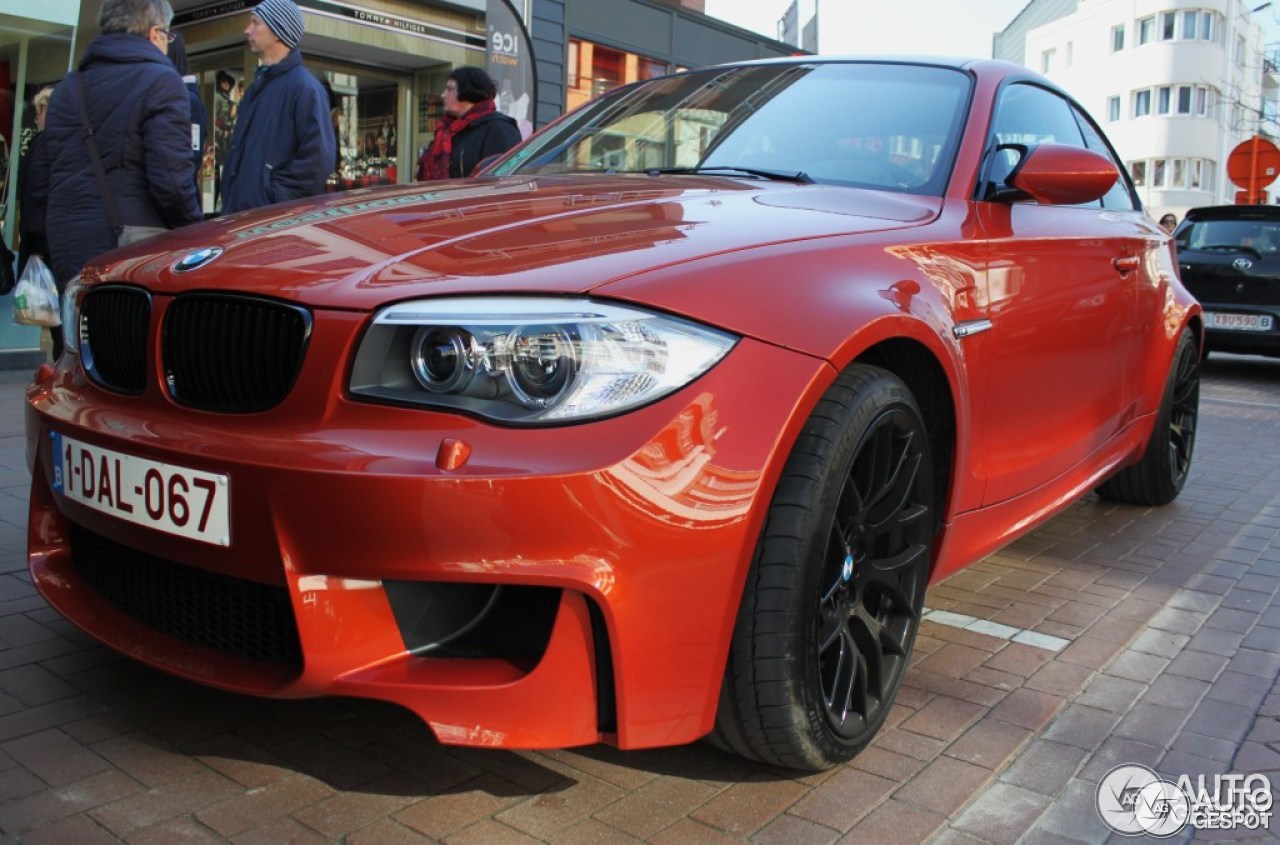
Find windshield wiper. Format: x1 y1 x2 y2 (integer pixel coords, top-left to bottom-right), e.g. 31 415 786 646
645 166 813 184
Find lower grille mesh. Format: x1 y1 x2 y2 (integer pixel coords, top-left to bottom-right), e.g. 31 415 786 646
70 524 302 667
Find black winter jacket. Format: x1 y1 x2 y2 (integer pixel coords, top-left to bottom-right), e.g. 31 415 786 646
220 49 335 214
416 111 522 180
452 112 521 177
30 32 202 288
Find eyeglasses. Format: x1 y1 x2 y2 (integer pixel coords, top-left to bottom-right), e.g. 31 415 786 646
153 26 176 42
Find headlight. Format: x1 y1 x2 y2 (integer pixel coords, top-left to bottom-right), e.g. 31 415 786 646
350 297 737 424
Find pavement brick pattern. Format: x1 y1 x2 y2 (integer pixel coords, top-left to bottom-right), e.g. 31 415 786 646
0 357 1277 844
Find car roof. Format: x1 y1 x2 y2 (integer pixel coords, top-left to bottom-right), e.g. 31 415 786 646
1183 205 1280 222
704 54 1030 78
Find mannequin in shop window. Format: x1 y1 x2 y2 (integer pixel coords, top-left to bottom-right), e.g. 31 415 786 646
417 66 521 180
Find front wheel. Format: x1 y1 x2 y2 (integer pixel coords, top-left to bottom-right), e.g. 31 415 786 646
1096 327 1199 506
711 365 936 770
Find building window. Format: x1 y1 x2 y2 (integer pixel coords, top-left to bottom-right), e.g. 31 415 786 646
1138 16 1154 45
1157 86 1171 114
1131 160 1146 186
638 58 666 80
1172 159 1186 187
1111 24 1125 52
1195 86 1209 116
1153 159 1166 187
1134 89 1151 117
1160 12 1176 40
1236 35 1246 66
1182 10 1197 39
567 40 580 88
1136 90 1152 117
1041 48 1056 73
1201 12 1213 41
566 38 668 112
1177 86 1193 114
1107 96 1121 121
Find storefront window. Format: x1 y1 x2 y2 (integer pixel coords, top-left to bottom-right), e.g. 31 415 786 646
190 53 406 212
206 66 245 214
566 38 668 112
1 17 76 354
338 77 398 191
3 30 74 240
591 44 625 98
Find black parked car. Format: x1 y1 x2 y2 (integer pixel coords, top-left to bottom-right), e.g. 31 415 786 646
1173 205 1280 359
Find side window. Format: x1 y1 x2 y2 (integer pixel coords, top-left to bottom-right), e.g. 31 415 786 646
1072 105 1137 211
986 83 1131 210
987 83 1088 200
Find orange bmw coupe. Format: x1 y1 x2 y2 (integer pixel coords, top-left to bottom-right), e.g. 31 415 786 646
27 57 1201 770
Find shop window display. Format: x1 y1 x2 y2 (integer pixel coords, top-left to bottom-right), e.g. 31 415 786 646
329 77 399 191
206 68 244 214
197 63 402 209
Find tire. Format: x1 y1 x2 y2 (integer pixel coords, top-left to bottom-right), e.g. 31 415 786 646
1096 327 1199 506
711 365 936 770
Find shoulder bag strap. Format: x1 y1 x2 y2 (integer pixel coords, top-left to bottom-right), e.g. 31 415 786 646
72 73 124 238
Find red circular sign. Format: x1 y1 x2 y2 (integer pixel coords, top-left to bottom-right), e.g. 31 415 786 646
1227 136 1280 190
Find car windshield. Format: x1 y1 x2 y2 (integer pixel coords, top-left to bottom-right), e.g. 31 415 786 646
1179 218 1280 255
490 62 972 196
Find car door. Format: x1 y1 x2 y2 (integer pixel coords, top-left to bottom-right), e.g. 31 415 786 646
973 82 1152 507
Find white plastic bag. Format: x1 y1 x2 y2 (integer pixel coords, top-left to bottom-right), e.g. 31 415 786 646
13 255 61 327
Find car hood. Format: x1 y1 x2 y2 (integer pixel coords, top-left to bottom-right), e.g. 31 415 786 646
88 175 941 309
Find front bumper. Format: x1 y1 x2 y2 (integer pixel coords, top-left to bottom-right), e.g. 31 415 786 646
26 338 828 750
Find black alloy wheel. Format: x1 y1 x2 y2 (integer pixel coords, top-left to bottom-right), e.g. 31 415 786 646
817 408 931 740
1097 327 1200 506
1164 335 1200 491
711 364 936 770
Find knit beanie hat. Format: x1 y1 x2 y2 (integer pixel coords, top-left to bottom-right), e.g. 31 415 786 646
253 0 304 49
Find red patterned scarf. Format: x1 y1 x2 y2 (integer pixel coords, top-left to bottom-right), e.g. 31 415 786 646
418 99 497 180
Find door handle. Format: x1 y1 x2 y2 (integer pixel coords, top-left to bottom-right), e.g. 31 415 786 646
1113 255 1140 274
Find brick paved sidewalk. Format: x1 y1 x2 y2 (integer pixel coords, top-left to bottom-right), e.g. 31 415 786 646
0 358 1277 844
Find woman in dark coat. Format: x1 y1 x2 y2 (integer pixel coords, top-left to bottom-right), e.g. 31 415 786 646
27 0 202 357
417 66 521 180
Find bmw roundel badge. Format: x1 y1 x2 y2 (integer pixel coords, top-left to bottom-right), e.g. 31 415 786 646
174 247 223 273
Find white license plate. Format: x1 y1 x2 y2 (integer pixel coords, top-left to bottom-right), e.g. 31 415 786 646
1206 312 1274 332
50 432 230 546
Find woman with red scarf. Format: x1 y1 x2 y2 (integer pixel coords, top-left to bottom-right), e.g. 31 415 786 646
418 67 521 180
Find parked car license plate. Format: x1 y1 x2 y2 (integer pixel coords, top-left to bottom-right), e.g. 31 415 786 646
1205 312 1274 331
50 432 230 546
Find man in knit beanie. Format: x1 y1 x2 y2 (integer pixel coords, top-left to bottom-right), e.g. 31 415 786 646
220 0 335 213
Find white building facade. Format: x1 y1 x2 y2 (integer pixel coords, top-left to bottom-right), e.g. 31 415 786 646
997 0 1277 219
